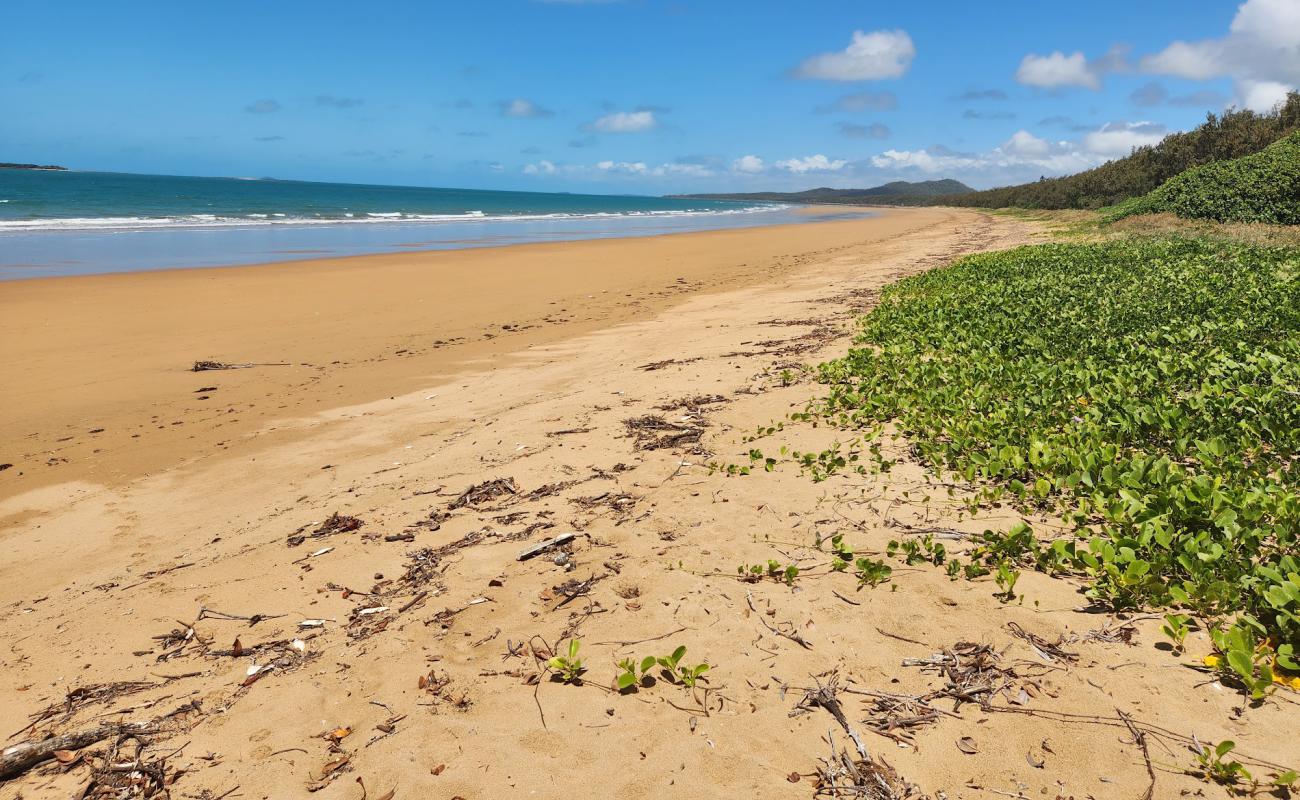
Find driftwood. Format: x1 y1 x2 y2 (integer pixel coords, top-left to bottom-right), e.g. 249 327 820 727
517 533 575 561
0 722 153 781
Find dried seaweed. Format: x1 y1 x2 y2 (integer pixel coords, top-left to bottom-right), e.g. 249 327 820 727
623 414 705 452
449 477 519 509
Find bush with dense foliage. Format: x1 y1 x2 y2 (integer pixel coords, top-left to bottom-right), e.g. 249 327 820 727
1106 131 1300 224
937 93 1300 210
812 238 1300 682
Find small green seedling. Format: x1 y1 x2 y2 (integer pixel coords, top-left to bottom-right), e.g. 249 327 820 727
547 638 584 684
854 557 892 588
1161 613 1191 652
828 534 854 562
1271 769 1299 790
678 662 711 688
615 655 658 691
1190 740 1251 786
994 559 1020 602
656 645 711 688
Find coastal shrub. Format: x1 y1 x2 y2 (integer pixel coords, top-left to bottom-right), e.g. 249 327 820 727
812 238 1300 668
1105 132 1300 224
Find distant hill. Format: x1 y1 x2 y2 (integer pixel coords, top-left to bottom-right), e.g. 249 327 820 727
937 92 1300 210
672 179 973 206
1106 130 1300 225
0 162 67 170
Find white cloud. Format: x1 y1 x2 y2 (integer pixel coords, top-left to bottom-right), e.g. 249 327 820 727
1229 0 1300 47
870 120 1159 179
775 154 848 173
1239 79 1294 112
522 160 557 175
871 149 971 173
1015 51 1100 89
1001 130 1051 158
593 110 657 133
1141 41 1225 81
794 29 915 81
597 160 647 174
502 98 553 118
1140 0 1298 110
732 155 765 173
1081 121 1166 157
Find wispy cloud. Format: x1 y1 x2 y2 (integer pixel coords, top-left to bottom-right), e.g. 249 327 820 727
955 88 1008 101
315 94 363 108
962 109 1017 120
253 135 285 142
775 154 848 173
837 122 890 139
244 99 281 114
500 98 554 118
815 91 898 113
1129 81 1168 107
1039 115 1094 132
793 29 915 81
591 109 657 133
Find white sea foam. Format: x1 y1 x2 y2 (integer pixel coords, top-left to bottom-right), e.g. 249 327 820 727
0 204 788 233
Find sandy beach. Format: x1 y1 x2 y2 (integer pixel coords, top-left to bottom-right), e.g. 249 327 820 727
2 206 882 500
2 208 1294 799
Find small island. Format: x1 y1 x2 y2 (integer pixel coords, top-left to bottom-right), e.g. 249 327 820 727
0 162 67 171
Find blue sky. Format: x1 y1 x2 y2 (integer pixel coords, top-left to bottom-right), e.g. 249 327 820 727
3 0 1297 193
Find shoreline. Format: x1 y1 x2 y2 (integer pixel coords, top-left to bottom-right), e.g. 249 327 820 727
0 204 866 284
1 207 911 501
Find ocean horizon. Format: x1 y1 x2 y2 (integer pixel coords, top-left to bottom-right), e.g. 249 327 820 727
0 169 849 280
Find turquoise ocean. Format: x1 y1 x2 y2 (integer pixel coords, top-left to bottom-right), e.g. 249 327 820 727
0 170 843 280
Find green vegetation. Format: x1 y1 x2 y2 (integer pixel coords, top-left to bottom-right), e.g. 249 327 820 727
1106 132 1300 224
939 93 1300 210
810 237 1300 690
737 559 800 585
547 638 585 683
614 655 657 691
655 645 710 688
853 556 892 587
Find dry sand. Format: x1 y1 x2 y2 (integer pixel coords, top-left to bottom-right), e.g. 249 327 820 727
2 208 1294 800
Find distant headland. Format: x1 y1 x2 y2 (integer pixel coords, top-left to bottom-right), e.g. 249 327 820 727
1 162 67 171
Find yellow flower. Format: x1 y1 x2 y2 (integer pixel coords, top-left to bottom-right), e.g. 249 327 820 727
1203 654 1221 668
1077 396 1090 406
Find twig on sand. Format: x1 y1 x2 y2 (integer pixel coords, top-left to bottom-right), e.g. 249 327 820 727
793 673 869 761
1118 708 1155 800
0 723 157 781
191 360 290 372
748 591 812 649
592 627 688 647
